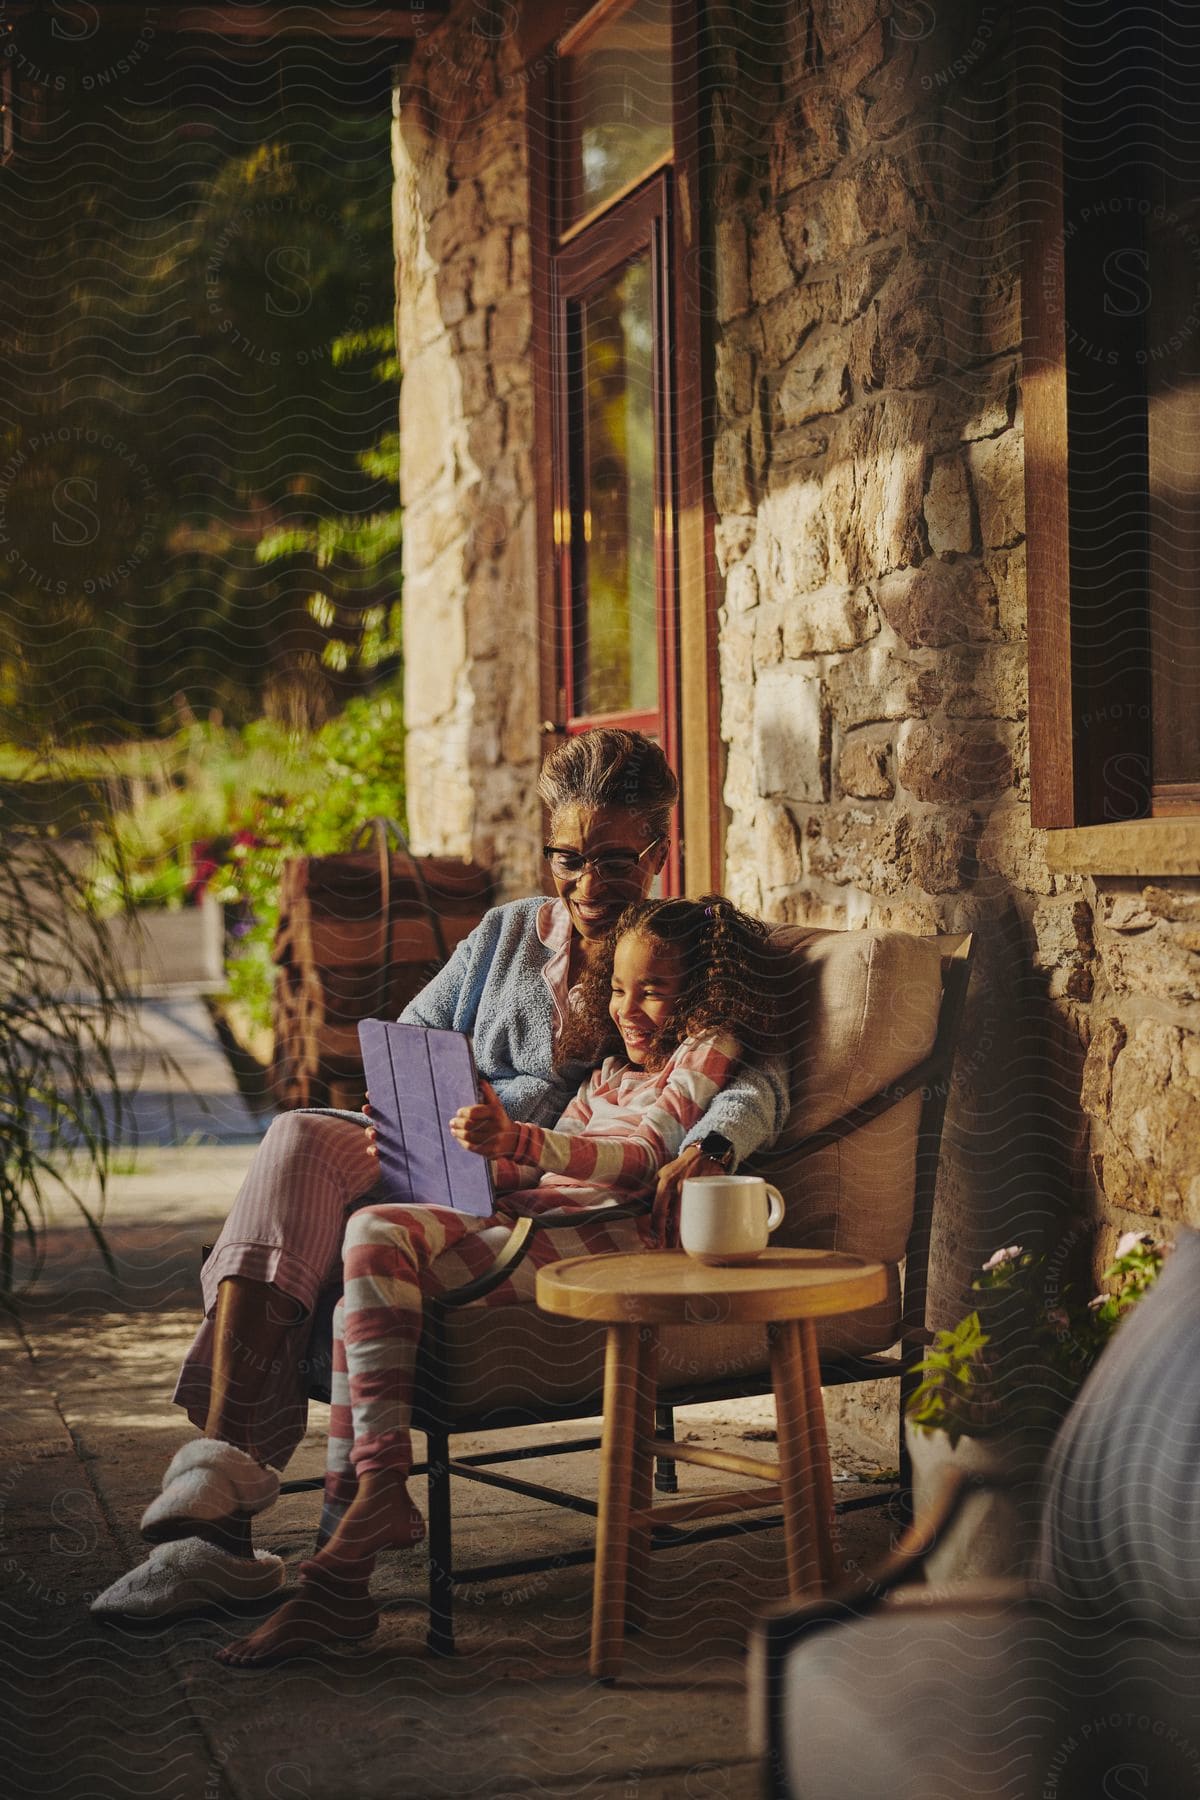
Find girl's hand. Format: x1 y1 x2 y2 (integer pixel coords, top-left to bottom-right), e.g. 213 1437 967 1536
449 1079 518 1158
651 1145 725 1248
362 1095 377 1159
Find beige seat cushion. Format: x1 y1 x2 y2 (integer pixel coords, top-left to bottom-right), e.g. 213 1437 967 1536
751 927 943 1272
422 926 940 1428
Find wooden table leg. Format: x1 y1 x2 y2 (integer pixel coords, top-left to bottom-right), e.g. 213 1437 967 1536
623 1326 659 1636
769 1319 825 1600
591 1322 641 1682
798 1317 838 1589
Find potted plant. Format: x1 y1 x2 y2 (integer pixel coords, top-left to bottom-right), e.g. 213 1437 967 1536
905 1232 1171 1580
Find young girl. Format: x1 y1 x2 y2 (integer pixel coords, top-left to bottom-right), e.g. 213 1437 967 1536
217 895 776 1666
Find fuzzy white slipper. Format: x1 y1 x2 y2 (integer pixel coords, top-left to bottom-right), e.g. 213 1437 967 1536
90 1538 285 1620
141 1440 280 1543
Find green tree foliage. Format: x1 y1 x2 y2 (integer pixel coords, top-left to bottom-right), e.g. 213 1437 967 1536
255 325 403 679
0 36 409 1286
0 101 399 739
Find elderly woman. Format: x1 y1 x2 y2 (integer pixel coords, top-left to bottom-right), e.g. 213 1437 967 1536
92 728 788 1618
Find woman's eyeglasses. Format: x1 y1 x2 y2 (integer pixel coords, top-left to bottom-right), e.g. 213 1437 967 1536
542 836 665 881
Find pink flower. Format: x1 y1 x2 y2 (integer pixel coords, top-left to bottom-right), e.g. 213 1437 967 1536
982 1245 1023 1272
1114 1230 1152 1260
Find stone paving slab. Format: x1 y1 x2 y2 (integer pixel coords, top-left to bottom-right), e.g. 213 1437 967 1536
98 996 271 1149
0 1319 227 1800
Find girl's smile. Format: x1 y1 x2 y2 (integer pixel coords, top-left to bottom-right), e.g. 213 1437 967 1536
608 932 685 1065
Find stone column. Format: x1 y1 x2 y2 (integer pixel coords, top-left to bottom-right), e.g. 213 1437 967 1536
393 17 542 899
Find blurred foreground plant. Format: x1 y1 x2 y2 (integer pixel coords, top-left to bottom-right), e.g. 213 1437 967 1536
0 781 134 1296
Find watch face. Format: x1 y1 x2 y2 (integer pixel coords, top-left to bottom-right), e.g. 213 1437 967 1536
701 1132 734 1168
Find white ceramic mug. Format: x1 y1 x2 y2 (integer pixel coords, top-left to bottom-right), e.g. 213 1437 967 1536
679 1174 786 1266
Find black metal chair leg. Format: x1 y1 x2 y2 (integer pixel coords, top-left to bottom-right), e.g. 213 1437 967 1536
895 1412 914 1526
425 1429 456 1656
654 1401 679 1493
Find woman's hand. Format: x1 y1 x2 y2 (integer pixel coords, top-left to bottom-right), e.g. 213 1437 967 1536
449 1079 518 1158
651 1146 724 1248
362 1095 377 1159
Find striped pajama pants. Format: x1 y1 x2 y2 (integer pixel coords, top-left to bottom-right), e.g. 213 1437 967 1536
324 1201 647 1510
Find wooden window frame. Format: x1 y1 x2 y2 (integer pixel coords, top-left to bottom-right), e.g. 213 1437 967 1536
527 0 719 894
1022 5 1200 874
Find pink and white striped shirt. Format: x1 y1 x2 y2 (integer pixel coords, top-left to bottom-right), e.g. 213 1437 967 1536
491 1030 740 1216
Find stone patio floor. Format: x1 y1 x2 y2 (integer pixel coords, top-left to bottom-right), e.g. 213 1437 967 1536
1 1001 900 1800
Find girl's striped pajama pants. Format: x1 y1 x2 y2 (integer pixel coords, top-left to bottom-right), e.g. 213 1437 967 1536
324 1200 646 1509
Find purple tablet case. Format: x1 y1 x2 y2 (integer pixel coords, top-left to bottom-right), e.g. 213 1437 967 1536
358 1021 495 1217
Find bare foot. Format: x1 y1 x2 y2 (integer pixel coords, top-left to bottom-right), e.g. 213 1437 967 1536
305 1469 426 1578
216 1567 379 1668
215 1474 425 1668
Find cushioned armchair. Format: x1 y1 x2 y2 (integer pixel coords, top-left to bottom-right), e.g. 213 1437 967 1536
297 924 975 1654
750 1228 1200 1800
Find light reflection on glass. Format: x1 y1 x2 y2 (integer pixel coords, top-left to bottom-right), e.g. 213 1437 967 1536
565 0 673 223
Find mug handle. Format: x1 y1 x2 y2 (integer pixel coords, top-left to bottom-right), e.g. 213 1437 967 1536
765 1185 785 1233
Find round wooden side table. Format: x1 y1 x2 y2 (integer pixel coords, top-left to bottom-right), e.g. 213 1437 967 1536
536 1247 888 1681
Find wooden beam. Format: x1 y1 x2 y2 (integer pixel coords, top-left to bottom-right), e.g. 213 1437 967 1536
517 0 596 63
5 3 443 38
1019 7 1076 828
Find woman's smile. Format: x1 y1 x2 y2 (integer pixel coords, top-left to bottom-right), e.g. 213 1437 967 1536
569 896 622 932
547 802 667 942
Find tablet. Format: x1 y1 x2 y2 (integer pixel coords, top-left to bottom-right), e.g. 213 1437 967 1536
357 1020 496 1217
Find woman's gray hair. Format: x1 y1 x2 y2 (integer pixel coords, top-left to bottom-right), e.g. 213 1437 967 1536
537 729 678 838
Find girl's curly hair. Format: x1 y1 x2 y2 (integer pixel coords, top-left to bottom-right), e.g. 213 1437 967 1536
556 894 779 1073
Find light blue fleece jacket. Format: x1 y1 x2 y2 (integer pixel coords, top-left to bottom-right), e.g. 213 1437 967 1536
400 897 790 1166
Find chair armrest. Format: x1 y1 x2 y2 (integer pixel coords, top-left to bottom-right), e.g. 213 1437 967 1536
432 1216 537 1308
748 1465 1031 1775
748 1569 1039 1777
756 1465 998 1647
523 1200 650 1229
430 1200 650 1308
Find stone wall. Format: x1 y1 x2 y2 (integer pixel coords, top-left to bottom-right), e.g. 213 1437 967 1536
1082 885 1200 1224
394 6 542 897
705 0 1200 1333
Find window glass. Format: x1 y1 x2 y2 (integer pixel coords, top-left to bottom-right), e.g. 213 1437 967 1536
572 253 658 716
564 0 673 224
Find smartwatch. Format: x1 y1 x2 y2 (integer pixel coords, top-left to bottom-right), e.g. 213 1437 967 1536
698 1131 736 1172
